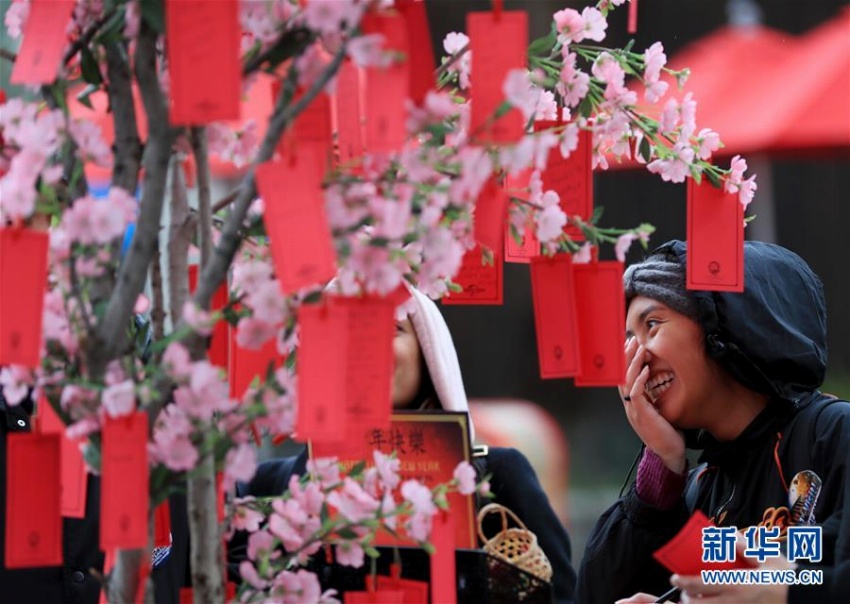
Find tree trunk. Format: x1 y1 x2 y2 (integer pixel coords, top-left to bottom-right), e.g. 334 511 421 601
188 453 224 604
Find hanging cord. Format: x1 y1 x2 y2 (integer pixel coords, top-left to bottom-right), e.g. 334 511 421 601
619 445 645 497
773 432 789 492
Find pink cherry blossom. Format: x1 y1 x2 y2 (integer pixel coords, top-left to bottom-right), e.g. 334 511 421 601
724 155 748 193
182 301 215 336
162 342 192 381
400 480 437 516
534 191 567 243
0 366 32 406
347 34 390 69
557 53 590 108
326 478 380 523
573 242 593 264
643 42 667 84
301 0 363 36
442 32 471 90
232 257 274 296
452 461 477 496
224 443 258 490
273 569 326 604
738 175 758 209
334 541 365 567
553 9 585 44
4 0 29 39
239 561 270 590
307 457 341 488
287 475 324 516
646 142 694 184
695 128 723 160
246 279 288 325
68 119 112 168
580 7 608 42
102 380 135 418
372 450 401 492
246 528 276 559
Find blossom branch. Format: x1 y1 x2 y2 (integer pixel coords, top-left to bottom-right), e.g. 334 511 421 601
190 127 213 267
242 27 314 75
104 39 143 194
167 157 194 333
0 48 16 63
61 7 118 66
92 18 177 375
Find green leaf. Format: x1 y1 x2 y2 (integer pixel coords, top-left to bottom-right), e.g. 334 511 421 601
75 84 99 110
638 137 652 163
528 30 557 57
578 96 593 119
623 39 636 54
141 0 165 33
689 167 703 185
589 206 605 225
705 169 722 189
348 460 367 477
81 47 103 86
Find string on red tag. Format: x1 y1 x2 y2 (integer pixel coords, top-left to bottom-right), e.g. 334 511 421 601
628 0 639 34
492 0 503 22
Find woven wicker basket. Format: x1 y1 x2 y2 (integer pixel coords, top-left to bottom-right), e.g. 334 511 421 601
477 502 553 583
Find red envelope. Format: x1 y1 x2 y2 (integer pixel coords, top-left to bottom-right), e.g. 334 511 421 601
474 178 508 253
4 432 63 568
686 179 745 292
178 588 193 604
442 247 503 306
530 255 581 379
296 303 349 444
467 11 528 144
344 589 404 604
573 261 626 386
536 121 593 240
154 502 171 548
100 412 149 550
397 0 436 104
9 0 74 85
0 228 49 367
37 398 87 518
293 90 334 169
228 330 281 399
429 510 457 604
166 0 241 124
256 157 338 294
362 13 410 154
503 170 538 263
376 564 429 603
188 264 229 369
653 510 756 576
334 60 365 166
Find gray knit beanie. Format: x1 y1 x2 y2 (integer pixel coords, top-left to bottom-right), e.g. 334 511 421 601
623 251 699 321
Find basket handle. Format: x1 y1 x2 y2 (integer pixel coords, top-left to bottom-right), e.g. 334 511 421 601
477 502 529 543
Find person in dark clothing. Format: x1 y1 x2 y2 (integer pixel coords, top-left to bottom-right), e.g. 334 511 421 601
577 240 850 604
233 286 577 603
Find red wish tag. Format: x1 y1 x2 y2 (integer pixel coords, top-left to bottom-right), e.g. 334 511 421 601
443 247 503 306
344 575 403 604
9 0 74 85
296 303 349 444
166 0 241 125
397 0 436 104
653 510 755 576
362 13 410 154
573 261 626 386
473 178 508 253
530 255 580 379
334 60 365 166
0 227 49 367
467 11 528 145
376 564 429 603
228 330 281 400
39 398 88 518
5 432 63 568
154 502 171 548
537 121 593 240
188 264 229 369
504 170 539 263
257 158 338 294
686 179 744 292
100 412 149 550
429 510 457 604
293 90 334 169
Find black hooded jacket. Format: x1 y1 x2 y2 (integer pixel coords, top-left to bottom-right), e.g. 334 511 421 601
577 241 850 604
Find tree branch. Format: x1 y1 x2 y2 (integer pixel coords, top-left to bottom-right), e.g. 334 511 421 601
190 127 213 267
104 39 143 194
190 43 347 314
92 18 176 376
0 48 16 63
150 231 166 344
167 158 194 330
211 187 240 214
62 7 118 66
242 27 313 76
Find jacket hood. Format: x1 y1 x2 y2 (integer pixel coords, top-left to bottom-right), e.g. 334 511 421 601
656 240 827 401
406 286 475 439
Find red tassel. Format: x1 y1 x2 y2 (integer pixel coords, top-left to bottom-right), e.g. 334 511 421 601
628 0 639 34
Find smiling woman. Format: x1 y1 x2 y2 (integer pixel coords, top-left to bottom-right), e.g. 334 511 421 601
577 239 850 604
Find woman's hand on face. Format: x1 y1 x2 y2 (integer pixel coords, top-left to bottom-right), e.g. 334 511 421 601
620 337 686 474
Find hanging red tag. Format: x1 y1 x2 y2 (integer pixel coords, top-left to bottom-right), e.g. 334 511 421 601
5 432 63 568
154 502 171 547
429 510 457 604
344 586 404 603
530 255 581 379
397 0 436 104
536 121 593 240
100 412 149 550
376 563 429 603
166 0 241 124
188 264 229 369
473 178 508 253
0 228 49 367
256 157 338 294
293 90 334 169
362 13 410 154
442 247 503 306
228 329 281 399
653 510 756 575
504 170 538 263
628 0 639 34
179 588 193 604
9 0 75 85
37 398 87 518
467 11 528 145
335 60 365 166
686 179 744 292
296 303 349 444
573 261 626 386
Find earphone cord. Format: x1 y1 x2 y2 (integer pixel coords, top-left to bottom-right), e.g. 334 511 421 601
619 445 645 498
